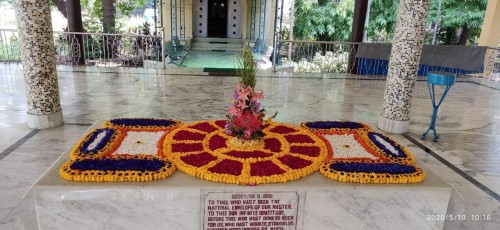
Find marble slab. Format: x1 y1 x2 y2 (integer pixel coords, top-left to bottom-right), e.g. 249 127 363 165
24 123 463 230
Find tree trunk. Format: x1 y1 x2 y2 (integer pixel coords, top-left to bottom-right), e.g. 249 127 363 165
52 0 67 19
442 27 455 45
348 0 369 74
102 0 117 60
458 25 470 45
102 0 116 33
66 0 85 65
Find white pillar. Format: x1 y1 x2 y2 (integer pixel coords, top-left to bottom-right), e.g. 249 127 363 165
378 0 430 134
13 0 63 129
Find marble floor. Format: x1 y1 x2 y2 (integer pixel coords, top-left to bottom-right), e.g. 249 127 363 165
0 68 499 229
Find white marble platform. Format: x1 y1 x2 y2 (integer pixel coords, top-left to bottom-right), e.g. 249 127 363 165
26 157 463 230
12 122 462 230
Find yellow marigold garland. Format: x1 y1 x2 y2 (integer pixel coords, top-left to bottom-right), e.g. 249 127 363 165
102 118 182 131
69 128 123 161
61 119 181 182
60 118 426 184
301 120 425 184
60 156 176 182
162 120 328 185
320 160 426 184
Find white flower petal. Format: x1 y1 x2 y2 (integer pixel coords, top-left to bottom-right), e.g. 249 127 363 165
112 131 166 156
324 134 378 160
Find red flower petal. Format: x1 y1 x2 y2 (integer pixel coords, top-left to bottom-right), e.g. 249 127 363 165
290 146 321 157
250 161 285 176
214 120 227 129
234 111 261 131
278 155 313 169
264 138 282 152
181 152 217 167
224 150 273 159
208 134 228 150
208 159 243 175
174 130 206 141
269 126 297 134
188 122 219 133
284 134 315 144
171 143 204 153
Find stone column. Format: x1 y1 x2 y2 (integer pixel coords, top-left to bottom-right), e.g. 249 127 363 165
13 0 64 129
377 0 430 134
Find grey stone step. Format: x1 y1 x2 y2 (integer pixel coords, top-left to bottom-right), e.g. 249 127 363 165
192 37 243 44
191 46 242 51
191 37 244 51
191 42 243 49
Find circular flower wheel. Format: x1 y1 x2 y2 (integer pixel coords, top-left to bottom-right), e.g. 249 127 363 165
162 120 328 185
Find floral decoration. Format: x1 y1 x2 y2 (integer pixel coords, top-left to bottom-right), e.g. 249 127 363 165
320 160 425 184
225 46 275 140
60 118 180 182
225 82 274 140
301 120 424 184
69 128 122 161
162 120 328 185
61 118 425 184
103 118 182 131
60 155 176 182
300 120 371 132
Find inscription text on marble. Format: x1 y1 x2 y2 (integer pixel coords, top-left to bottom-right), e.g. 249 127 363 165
202 192 300 230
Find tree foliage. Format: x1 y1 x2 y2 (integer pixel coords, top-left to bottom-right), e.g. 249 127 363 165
294 0 487 44
427 0 486 44
294 0 354 41
80 0 149 32
366 0 398 42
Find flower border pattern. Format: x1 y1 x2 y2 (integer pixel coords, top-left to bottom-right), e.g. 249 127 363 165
301 121 425 184
300 120 371 132
60 118 180 182
69 128 123 161
103 118 182 131
60 155 176 182
61 119 425 184
320 160 425 184
162 120 328 185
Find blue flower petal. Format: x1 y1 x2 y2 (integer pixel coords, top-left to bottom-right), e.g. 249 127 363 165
330 162 416 174
70 158 166 172
109 118 177 127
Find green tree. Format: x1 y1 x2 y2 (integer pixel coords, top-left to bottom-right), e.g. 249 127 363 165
366 0 398 42
427 0 487 45
294 0 354 41
365 0 486 44
82 0 149 32
49 0 149 33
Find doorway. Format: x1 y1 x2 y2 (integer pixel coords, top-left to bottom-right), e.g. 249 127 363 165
207 0 228 37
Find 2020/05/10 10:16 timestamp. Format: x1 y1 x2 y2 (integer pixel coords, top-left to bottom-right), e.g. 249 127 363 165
426 214 492 221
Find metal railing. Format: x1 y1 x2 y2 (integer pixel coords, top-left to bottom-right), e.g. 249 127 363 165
274 40 500 82
0 29 20 64
485 47 500 82
1 29 164 69
273 40 359 74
